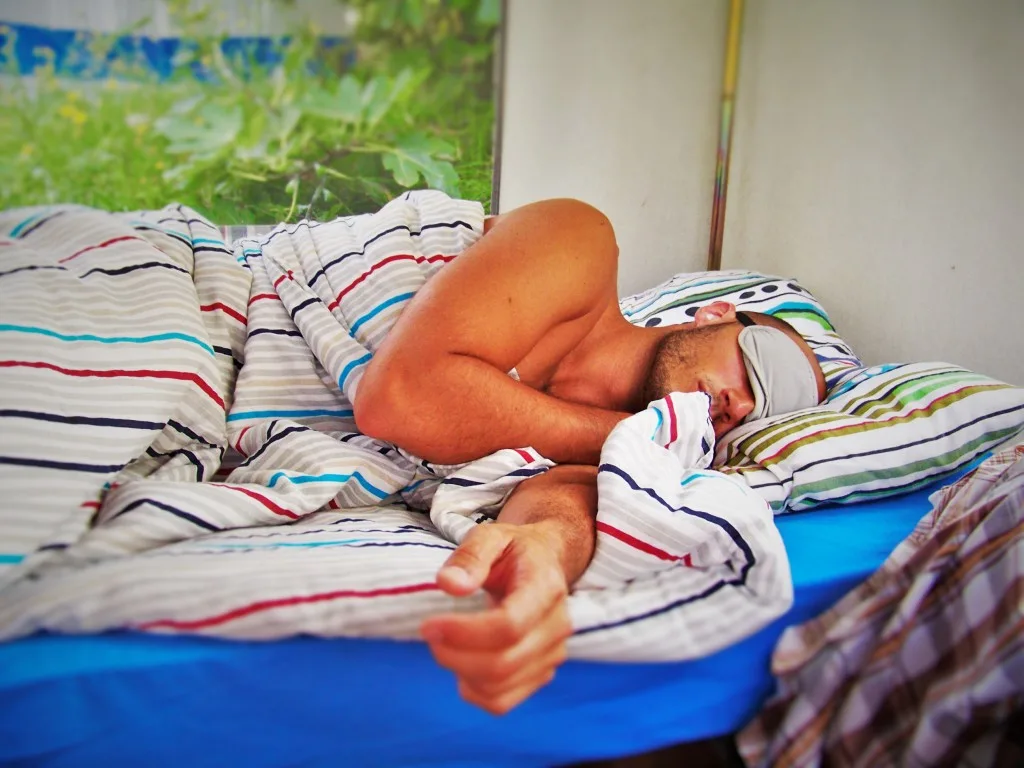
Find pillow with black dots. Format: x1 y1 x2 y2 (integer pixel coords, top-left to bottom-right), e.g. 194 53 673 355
620 269 861 385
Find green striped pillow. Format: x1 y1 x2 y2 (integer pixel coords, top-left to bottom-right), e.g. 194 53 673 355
716 362 1024 512
622 271 1024 512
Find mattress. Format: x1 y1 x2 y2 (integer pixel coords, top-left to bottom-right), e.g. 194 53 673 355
0 466 978 768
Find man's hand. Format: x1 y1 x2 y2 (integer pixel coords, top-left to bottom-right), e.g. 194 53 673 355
421 522 572 715
421 465 598 715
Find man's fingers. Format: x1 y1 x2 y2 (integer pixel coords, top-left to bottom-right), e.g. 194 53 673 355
427 607 570 682
425 598 570 716
450 636 567 700
435 525 509 597
424 557 568 650
458 668 558 716
421 585 565 651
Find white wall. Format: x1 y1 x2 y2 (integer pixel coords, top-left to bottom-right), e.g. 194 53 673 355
723 0 1024 384
499 0 727 296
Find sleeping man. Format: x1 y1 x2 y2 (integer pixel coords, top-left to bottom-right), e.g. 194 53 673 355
352 198 827 714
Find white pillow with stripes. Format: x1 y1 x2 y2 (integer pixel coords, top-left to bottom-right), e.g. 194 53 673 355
621 271 1024 512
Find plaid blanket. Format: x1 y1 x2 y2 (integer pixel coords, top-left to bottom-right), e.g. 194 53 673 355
0 193 792 661
738 439 1024 767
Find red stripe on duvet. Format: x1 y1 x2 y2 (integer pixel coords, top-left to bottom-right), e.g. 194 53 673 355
0 360 225 409
248 293 278 306
514 448 535 464
221 485 299 520
137 582 439 630
200 302 246 325
596 521 685 562
59 235 141 264
326 253 455 311
233 426 251 455
663 398 678 448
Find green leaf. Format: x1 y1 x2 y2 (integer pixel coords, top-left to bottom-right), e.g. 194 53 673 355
362 68 427 127
360 76 391 126
238 108 267 147
167 93 203 116
381 151 419 186
275 105 302 140
402 0 427 31
335 75 364 122
378 0 400 30
476 0 501 26
382 132 461 193
157 103 242 155
299 77 363 123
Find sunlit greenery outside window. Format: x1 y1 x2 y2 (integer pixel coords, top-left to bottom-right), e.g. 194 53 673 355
0 0 499 222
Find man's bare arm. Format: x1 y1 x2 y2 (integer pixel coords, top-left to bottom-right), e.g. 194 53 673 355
353 199 630 465
422 465 597 714
491 463 597 583
360 353 628 465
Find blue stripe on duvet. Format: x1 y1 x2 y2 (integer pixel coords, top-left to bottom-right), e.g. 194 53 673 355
0 554 25 564
349 293 414 335
226 408 353 422
8 211 46 238
267 470 389 498
338 353 373 390
0 324 214 355
650 408 663 441
679 471 718 487
211 537 372 548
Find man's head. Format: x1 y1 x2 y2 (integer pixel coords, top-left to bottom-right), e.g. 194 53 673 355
641 301 826 439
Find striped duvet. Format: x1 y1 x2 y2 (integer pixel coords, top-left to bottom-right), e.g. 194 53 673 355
0 192 792 661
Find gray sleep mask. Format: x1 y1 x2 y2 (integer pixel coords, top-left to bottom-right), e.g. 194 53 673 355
737 323 819 423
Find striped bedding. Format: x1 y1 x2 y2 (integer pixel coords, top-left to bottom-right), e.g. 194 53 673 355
625 271 1024 512
0 192 792 660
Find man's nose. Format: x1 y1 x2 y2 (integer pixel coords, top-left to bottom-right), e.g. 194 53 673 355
720 388 754 427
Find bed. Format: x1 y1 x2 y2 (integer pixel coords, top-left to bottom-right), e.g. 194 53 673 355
2 194 1022 766
0 469 980 767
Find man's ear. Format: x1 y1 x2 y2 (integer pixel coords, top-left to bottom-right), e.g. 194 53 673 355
693 301 737 327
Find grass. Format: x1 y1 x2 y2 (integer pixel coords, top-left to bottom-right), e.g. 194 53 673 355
0 18 496 223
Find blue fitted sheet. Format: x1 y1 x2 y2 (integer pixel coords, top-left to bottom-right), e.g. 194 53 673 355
0 472 969 767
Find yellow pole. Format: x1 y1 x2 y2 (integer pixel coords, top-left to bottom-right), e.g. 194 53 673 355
707 0 744 270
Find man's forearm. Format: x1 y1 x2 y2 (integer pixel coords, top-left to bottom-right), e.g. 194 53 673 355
498 464 598 585
355 354 630 466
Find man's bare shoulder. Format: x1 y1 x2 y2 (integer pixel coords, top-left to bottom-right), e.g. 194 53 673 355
360 199 614 368
476 198 619 299
485 198 616 248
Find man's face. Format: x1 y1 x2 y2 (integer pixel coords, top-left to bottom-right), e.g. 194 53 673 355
641 323 755 439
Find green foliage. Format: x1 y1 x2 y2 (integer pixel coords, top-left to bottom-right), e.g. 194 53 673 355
0 0 497 223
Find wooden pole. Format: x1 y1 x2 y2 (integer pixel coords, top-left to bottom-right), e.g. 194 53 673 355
707 0 744 271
